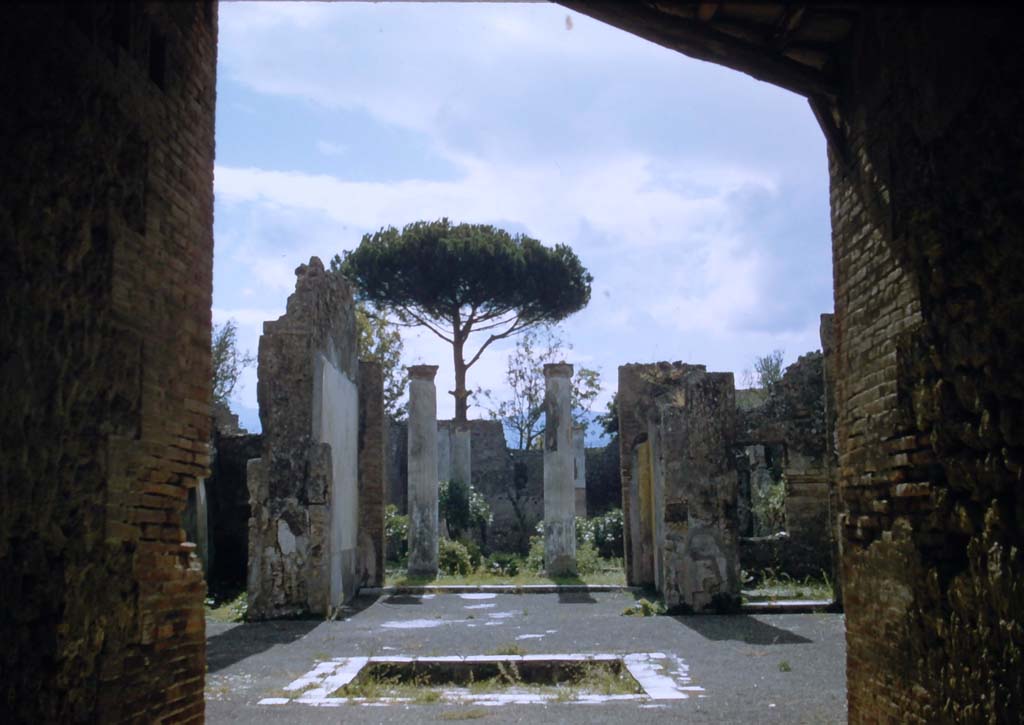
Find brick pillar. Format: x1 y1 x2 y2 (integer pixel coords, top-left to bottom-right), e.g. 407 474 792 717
358 360 385 588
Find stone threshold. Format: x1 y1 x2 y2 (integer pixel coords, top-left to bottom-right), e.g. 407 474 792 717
740 599 835 613
360 584 644 595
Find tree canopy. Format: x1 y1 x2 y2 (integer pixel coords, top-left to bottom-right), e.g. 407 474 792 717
211 319 255 408
477 326 602 450
338 218 592 421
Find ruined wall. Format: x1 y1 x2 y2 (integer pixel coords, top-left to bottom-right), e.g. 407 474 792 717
0 4 215 721
831 9 1024 721
386 418 408 513
618 363 741 609
385 419 538 553
737 352 832 576
651 369 741 612
585 441 621 517
206 428 260 589
618 363 706 586
247 258 359 618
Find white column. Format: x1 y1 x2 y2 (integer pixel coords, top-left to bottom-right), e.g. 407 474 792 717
543 363 576 576
407 365 439 577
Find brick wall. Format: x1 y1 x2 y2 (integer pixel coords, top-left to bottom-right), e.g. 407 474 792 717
833 9 1024 720
0 3 216 721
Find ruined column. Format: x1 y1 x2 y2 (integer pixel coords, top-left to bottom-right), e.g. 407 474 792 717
573 424 587 517
407 365 439 577
543 363 576 576
451 423 472 486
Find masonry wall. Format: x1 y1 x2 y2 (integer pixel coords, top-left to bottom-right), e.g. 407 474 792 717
833 9 1024 721
650 369 741 612
737 352 832 577
618 363 708 586
206 429 260 589
247 258 360 618
0 4 216 721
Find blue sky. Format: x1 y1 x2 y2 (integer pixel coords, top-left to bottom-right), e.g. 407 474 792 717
213 2 833 439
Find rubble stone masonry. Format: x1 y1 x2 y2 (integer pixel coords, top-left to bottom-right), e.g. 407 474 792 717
247 258 359 618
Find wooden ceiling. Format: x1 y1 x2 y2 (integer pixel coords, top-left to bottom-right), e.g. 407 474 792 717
558 2 858 100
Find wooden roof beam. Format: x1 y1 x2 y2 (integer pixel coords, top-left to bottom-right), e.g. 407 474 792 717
559 0 839 99
772 4 807 51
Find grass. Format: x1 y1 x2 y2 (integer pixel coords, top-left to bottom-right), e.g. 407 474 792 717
204 585 248 623
439 708 490 720
621 597 665 617
742 569 834 602
331 659 641 704
385 562 626 587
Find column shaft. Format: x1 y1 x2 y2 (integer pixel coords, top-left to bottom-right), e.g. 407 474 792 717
407 366 439 577
543 363 576 576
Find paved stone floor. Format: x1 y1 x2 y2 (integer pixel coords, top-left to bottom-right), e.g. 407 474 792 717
206 591 846 723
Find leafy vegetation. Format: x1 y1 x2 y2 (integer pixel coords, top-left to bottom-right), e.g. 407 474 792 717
439 478 492 542
621 597 666 617
204 587 248 623
211 319 255 407
337 218 592 422
742 568 835 602
575 509 624 559
439 538 474 576
385 504 409 563
476 325 602 450
751 477 787 536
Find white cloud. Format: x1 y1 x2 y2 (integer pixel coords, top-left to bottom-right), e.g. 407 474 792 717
211 1 832 424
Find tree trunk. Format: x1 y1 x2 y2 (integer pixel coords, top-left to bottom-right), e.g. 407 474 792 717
453 334 468 423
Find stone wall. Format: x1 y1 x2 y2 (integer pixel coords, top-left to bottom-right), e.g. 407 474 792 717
206 427 260 589
830 10 1024 720
247 258 360 618
737 351 833 576
386 418 408 513
585 441 621 517
0 4 215 720
619 363 741 611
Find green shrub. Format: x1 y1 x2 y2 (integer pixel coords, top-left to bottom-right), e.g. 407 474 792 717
486 553 521 577
590 509 624 558
439 538 473 576
526 535 545 573
385 504 408 562
752 478 786 535
525 535 601 576
576 540 601 576
460 538 483 570
440 479 493 540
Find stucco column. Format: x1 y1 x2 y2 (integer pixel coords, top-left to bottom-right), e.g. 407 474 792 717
543 363 576 576
407 365 439 577
573 424 587 518
451 423 472 486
